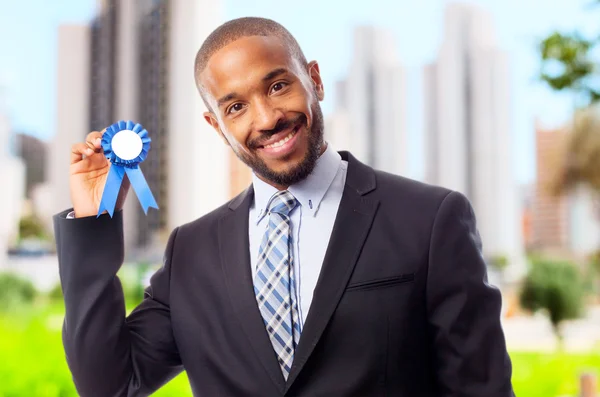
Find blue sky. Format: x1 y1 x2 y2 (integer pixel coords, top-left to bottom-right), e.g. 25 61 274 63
0 0 597 183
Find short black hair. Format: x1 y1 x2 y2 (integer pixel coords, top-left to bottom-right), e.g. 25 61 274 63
194 17 308 110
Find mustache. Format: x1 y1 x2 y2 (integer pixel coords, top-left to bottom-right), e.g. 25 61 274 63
248 114 306 149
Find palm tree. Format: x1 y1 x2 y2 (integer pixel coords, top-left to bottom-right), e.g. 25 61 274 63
549 106 600 197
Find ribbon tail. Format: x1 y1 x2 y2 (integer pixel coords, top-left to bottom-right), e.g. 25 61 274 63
97 165 126 217
125 167 159 214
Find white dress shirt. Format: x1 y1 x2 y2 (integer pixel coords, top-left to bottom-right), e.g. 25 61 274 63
249 144 347 327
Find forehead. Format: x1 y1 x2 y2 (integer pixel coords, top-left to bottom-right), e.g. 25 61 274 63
200 35 297 98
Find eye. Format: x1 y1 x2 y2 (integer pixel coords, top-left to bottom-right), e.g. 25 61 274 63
270 81 288 93
227 103 244 114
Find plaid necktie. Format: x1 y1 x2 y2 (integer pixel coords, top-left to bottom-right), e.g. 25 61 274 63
253 190 301 379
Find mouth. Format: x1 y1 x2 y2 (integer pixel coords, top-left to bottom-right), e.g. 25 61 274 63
257 123 302 157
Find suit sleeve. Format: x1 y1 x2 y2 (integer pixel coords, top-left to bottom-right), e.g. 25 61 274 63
54 209 183 397
426 191 515 397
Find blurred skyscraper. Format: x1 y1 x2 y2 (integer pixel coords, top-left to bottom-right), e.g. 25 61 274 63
50 24 90 217
52 0 231 260
567 186 600 256
531 123 569 252
329 26 407 175
89 0 117 133
165 0 230 241
15 133 48 198
325 81 351 157
423 3 523 271
0 108 25 266
229 150 252 199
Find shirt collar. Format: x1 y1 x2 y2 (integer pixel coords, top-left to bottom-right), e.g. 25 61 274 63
252 143 342 224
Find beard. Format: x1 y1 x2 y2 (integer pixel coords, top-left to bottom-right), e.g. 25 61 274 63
233 101 325 187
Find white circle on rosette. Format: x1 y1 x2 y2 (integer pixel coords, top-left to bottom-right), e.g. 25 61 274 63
111 130 143 160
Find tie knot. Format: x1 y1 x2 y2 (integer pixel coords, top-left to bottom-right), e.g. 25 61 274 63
267 190 298 216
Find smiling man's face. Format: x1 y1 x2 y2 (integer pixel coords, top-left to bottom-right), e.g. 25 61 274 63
199 35 326 188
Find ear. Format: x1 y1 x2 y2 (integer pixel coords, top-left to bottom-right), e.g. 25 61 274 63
203 112 231 147
307 60 324 101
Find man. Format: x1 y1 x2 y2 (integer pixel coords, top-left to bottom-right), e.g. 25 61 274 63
55 16 514 397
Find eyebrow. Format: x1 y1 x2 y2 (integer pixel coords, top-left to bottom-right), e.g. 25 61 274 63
262 67 288 82
216 68 290 108
217 92 238 108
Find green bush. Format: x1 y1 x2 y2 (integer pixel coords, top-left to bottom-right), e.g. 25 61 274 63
47 283 63 303
0 272 37 311
488 254 509 272
519 259 585 346
587 251 600 296
45 263 156 310
118 263 156 308
18 214 49 241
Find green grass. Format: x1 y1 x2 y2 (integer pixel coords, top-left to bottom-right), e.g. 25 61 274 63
0 304 192 396
511 351 600 397
0 305 598 396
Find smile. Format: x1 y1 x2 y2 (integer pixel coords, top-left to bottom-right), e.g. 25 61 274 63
258 124 302 157
264 129 297 149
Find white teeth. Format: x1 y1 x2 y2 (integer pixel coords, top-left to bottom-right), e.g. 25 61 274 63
265 130 295 149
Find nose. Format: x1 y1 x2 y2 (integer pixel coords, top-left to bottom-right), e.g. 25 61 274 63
253 97 285 132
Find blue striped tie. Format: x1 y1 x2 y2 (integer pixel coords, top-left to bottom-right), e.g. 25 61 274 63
253 190 301 379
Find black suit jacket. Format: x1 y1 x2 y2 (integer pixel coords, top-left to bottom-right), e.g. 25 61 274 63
54 151 514 396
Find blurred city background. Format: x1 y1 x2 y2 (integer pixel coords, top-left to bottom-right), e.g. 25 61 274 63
1 0 599 395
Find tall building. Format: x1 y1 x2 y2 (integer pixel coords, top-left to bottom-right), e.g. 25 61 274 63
325 110 352 154
423 3 523 268
531 123 569 251
89 0 117 132
228 151 252 199
325 80 352 153
567 186 600 256
0 110 25 266
50 24 91 214
15 133 48 198
88 0 146 252
136 0 169 248
336 26 407 175
166 0 228 234
519 183 535 250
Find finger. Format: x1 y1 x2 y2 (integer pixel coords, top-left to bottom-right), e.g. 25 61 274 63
85 140 102 153
70 151 109 175
71 142 95 164
85 131 104 151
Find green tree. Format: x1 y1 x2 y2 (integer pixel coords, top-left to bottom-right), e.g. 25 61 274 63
539 31 599 106
590 250 600 275
549 106 600 195
519 259 585 349
488 254 509 272
587 250 600 298
0 272 37 311
18 214 48 241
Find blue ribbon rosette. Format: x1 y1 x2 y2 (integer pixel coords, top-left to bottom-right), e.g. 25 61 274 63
97 120 159 217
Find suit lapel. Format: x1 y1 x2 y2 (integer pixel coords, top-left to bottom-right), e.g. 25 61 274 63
285 152 380 391
218 187 287 393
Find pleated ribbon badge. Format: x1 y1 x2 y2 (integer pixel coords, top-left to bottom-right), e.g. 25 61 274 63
97 120 159 217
